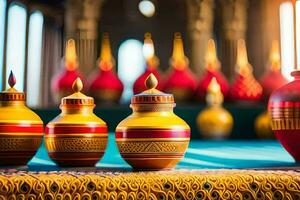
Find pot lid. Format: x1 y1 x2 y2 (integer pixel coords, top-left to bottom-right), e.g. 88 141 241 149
0 71 25 101
131 73 174 104
61 77 94 106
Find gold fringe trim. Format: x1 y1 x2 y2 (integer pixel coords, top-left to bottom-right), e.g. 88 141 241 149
0 170 299 199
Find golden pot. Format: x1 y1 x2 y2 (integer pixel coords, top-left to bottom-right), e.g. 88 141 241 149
255 111 274 139
45 78 107 167
0 71 43 166
197 78 233 139
116 73 190 170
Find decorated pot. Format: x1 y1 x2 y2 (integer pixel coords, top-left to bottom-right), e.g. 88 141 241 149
0 71 43 165
46 78 108 166
197 78 233 139
268 70 300 161
116 73 190 170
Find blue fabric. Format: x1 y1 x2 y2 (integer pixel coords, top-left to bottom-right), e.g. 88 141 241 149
28 133 297 170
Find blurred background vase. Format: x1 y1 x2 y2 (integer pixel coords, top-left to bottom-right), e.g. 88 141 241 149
52 39 85 104
88 33 123 104
163 33 197 102
197 78 233 139
196 39 229 101
133 33 162 94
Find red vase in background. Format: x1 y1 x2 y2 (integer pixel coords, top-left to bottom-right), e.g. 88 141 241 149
133 33 161 94
163 33 197 102
88 33 123 104
260 40 288 102
196 39 229 101
229 39 262 103
269 70 300 161
52 39 84 103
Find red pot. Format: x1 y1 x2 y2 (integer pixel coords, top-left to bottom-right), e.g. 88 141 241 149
268 70 300 161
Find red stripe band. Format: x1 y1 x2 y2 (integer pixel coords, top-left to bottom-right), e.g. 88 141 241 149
115 129 190 139
0 124 43 133
269 101 300 108
46 125 107 135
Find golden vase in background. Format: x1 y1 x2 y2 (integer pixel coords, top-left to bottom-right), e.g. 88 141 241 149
197 78 233 139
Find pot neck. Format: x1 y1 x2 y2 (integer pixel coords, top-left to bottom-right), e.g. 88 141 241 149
0 101 26 107
130 103 175 113
61 105 94 115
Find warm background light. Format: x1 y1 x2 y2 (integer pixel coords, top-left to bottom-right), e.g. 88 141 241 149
269 40 280 71
171 33 187 70
99 33 113 71
143 33 154 60
205 39 220 71
138 0 155 17
236 39 252 76
280 2 294 80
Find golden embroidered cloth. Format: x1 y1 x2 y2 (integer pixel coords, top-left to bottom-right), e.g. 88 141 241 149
0 169 299 199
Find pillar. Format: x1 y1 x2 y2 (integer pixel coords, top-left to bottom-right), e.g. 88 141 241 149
186 0 214 75
219 0 248 81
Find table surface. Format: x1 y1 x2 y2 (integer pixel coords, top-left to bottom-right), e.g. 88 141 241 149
26 133 298 171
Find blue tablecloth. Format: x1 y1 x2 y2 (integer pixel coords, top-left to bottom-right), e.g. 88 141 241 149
28 133 297 170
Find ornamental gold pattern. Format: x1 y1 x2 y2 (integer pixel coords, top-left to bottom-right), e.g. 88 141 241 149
116 140 189 154
0 170 299 199
0 137 42 151
46 137 107 152
269 107 300 130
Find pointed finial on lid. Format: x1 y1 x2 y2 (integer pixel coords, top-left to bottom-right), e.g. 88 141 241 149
145 73 158 90
8 70 16 88
72 77 83 93
207 78 220 93
206 77 223 106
